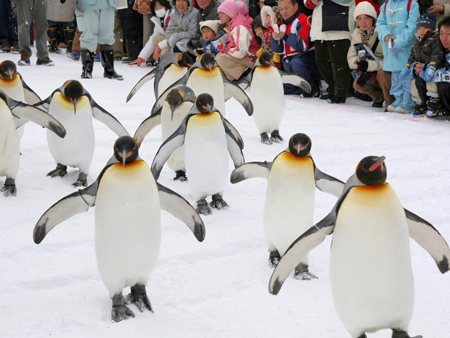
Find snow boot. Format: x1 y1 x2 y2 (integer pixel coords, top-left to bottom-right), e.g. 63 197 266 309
426 97 441 118
100 49 123 81
47 27 62 54
411 103 427 117
81 50 94 79
387 95 403 112
395 92 414 114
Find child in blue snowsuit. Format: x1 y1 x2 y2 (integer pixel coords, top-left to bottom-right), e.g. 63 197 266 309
376 0 420 113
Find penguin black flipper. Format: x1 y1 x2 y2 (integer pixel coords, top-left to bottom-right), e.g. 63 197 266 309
8 98 66 138
222 116 245 168
151 116 189 179
134 110 162 146
126 67 160 103
18 73 41 104
279 70 312 94
32 88 60 111
33 182 98 244
269 211 336 295
223 82 253 116
224 118 244 149
157 183 205 242
86 93 129 137
314 165 345 198
405 209 450 273
230 161 273 183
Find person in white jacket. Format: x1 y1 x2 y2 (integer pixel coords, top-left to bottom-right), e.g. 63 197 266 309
129 0 173 66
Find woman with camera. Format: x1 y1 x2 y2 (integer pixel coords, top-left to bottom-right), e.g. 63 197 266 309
347 1 394 109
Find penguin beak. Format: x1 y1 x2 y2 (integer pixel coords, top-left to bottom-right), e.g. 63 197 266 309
170 105 177 121
120 151 131 166
71 98 77 114
294 144 305 155
207 104 213 113
369 156 386 172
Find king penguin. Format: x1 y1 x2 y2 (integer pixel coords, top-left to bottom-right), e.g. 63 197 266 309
0 60 42 140
33 136 205 322
0 89 66 196
151 93 245 215
156 53 254 118
231 133 344 278
134 85 197 181
34 80 129 187
126 52 194 102
268 155 450 338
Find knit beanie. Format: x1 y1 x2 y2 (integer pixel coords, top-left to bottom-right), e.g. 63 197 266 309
218 0 239 19
416 13 436 30
237 1 249 16
353 1 378 21
200 20 220 35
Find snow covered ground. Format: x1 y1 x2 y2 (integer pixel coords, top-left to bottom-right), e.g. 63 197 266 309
1 51 450 338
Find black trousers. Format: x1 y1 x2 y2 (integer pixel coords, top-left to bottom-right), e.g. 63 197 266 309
437 82 450 111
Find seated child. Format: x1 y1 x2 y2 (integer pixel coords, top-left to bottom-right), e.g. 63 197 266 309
398 13 445 117
194 20 229 56
251 7 283 68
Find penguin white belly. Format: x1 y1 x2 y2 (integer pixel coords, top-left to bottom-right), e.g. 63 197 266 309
187 68 226 116
264 153 315 256
185 112 228 199
47 94 94 173
161 101 192 172
1 76 26 140
0 102 20 179
250 67 285 134
95 161 161 297
157 65 187 97
330 185 414 336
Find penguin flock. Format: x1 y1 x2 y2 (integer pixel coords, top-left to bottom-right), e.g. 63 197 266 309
1 54 450 337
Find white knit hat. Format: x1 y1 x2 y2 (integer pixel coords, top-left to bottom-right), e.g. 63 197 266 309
199 20 220 35
353 1 378 22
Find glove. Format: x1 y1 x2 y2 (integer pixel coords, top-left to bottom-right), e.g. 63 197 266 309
356 60 368 72
398 67 410 81
424 65 436 81
390 41 401 55
71 0 83 12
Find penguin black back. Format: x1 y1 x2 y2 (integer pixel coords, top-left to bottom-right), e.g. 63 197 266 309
356 156 387 185
288 133 312 157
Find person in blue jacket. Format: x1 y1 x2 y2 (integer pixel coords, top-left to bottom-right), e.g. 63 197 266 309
376 0 420 113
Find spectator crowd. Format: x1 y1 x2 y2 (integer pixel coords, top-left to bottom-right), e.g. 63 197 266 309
1 0 450 117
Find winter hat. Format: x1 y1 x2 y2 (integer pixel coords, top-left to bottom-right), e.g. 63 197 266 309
218 0 239 19
353 1 378 21
200 20 220 35
237 1 249 16
416 13 436 30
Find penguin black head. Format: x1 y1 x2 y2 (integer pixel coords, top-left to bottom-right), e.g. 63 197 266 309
200 53 216 72
114 136 139 166
63 80 84 113
356 156 387 185
195 93 214 114
178 53 194 68
166 89 184 120
288 133 311 157
0 60 17 80
259 52 274 67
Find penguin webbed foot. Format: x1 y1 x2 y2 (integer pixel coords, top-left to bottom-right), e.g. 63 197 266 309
47 163 67 178
72 172 88 187
111 293 135 322
1 178 17 197
173 170 187 182
268 250 281 268
126 284 153 313
260 132 273 145
196 199 212 215
392 329 422 338
293 263 318 280
210 194 228 210
270 130 283 143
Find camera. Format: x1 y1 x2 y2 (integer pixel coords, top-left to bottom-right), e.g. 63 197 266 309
357 50 367 60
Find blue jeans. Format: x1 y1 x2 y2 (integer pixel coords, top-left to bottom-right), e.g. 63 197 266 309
282 51 321 95
390 71 412 96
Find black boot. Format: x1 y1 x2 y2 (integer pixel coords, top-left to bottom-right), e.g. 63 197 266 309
64 27 75 53
47 27 61 54
80 50 94 79
99 49 123 80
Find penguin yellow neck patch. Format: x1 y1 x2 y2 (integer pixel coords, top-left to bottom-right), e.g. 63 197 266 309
0 75 18 83
279 151 312 164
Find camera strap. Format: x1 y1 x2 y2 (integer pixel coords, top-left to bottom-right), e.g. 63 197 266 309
362 39 381 71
